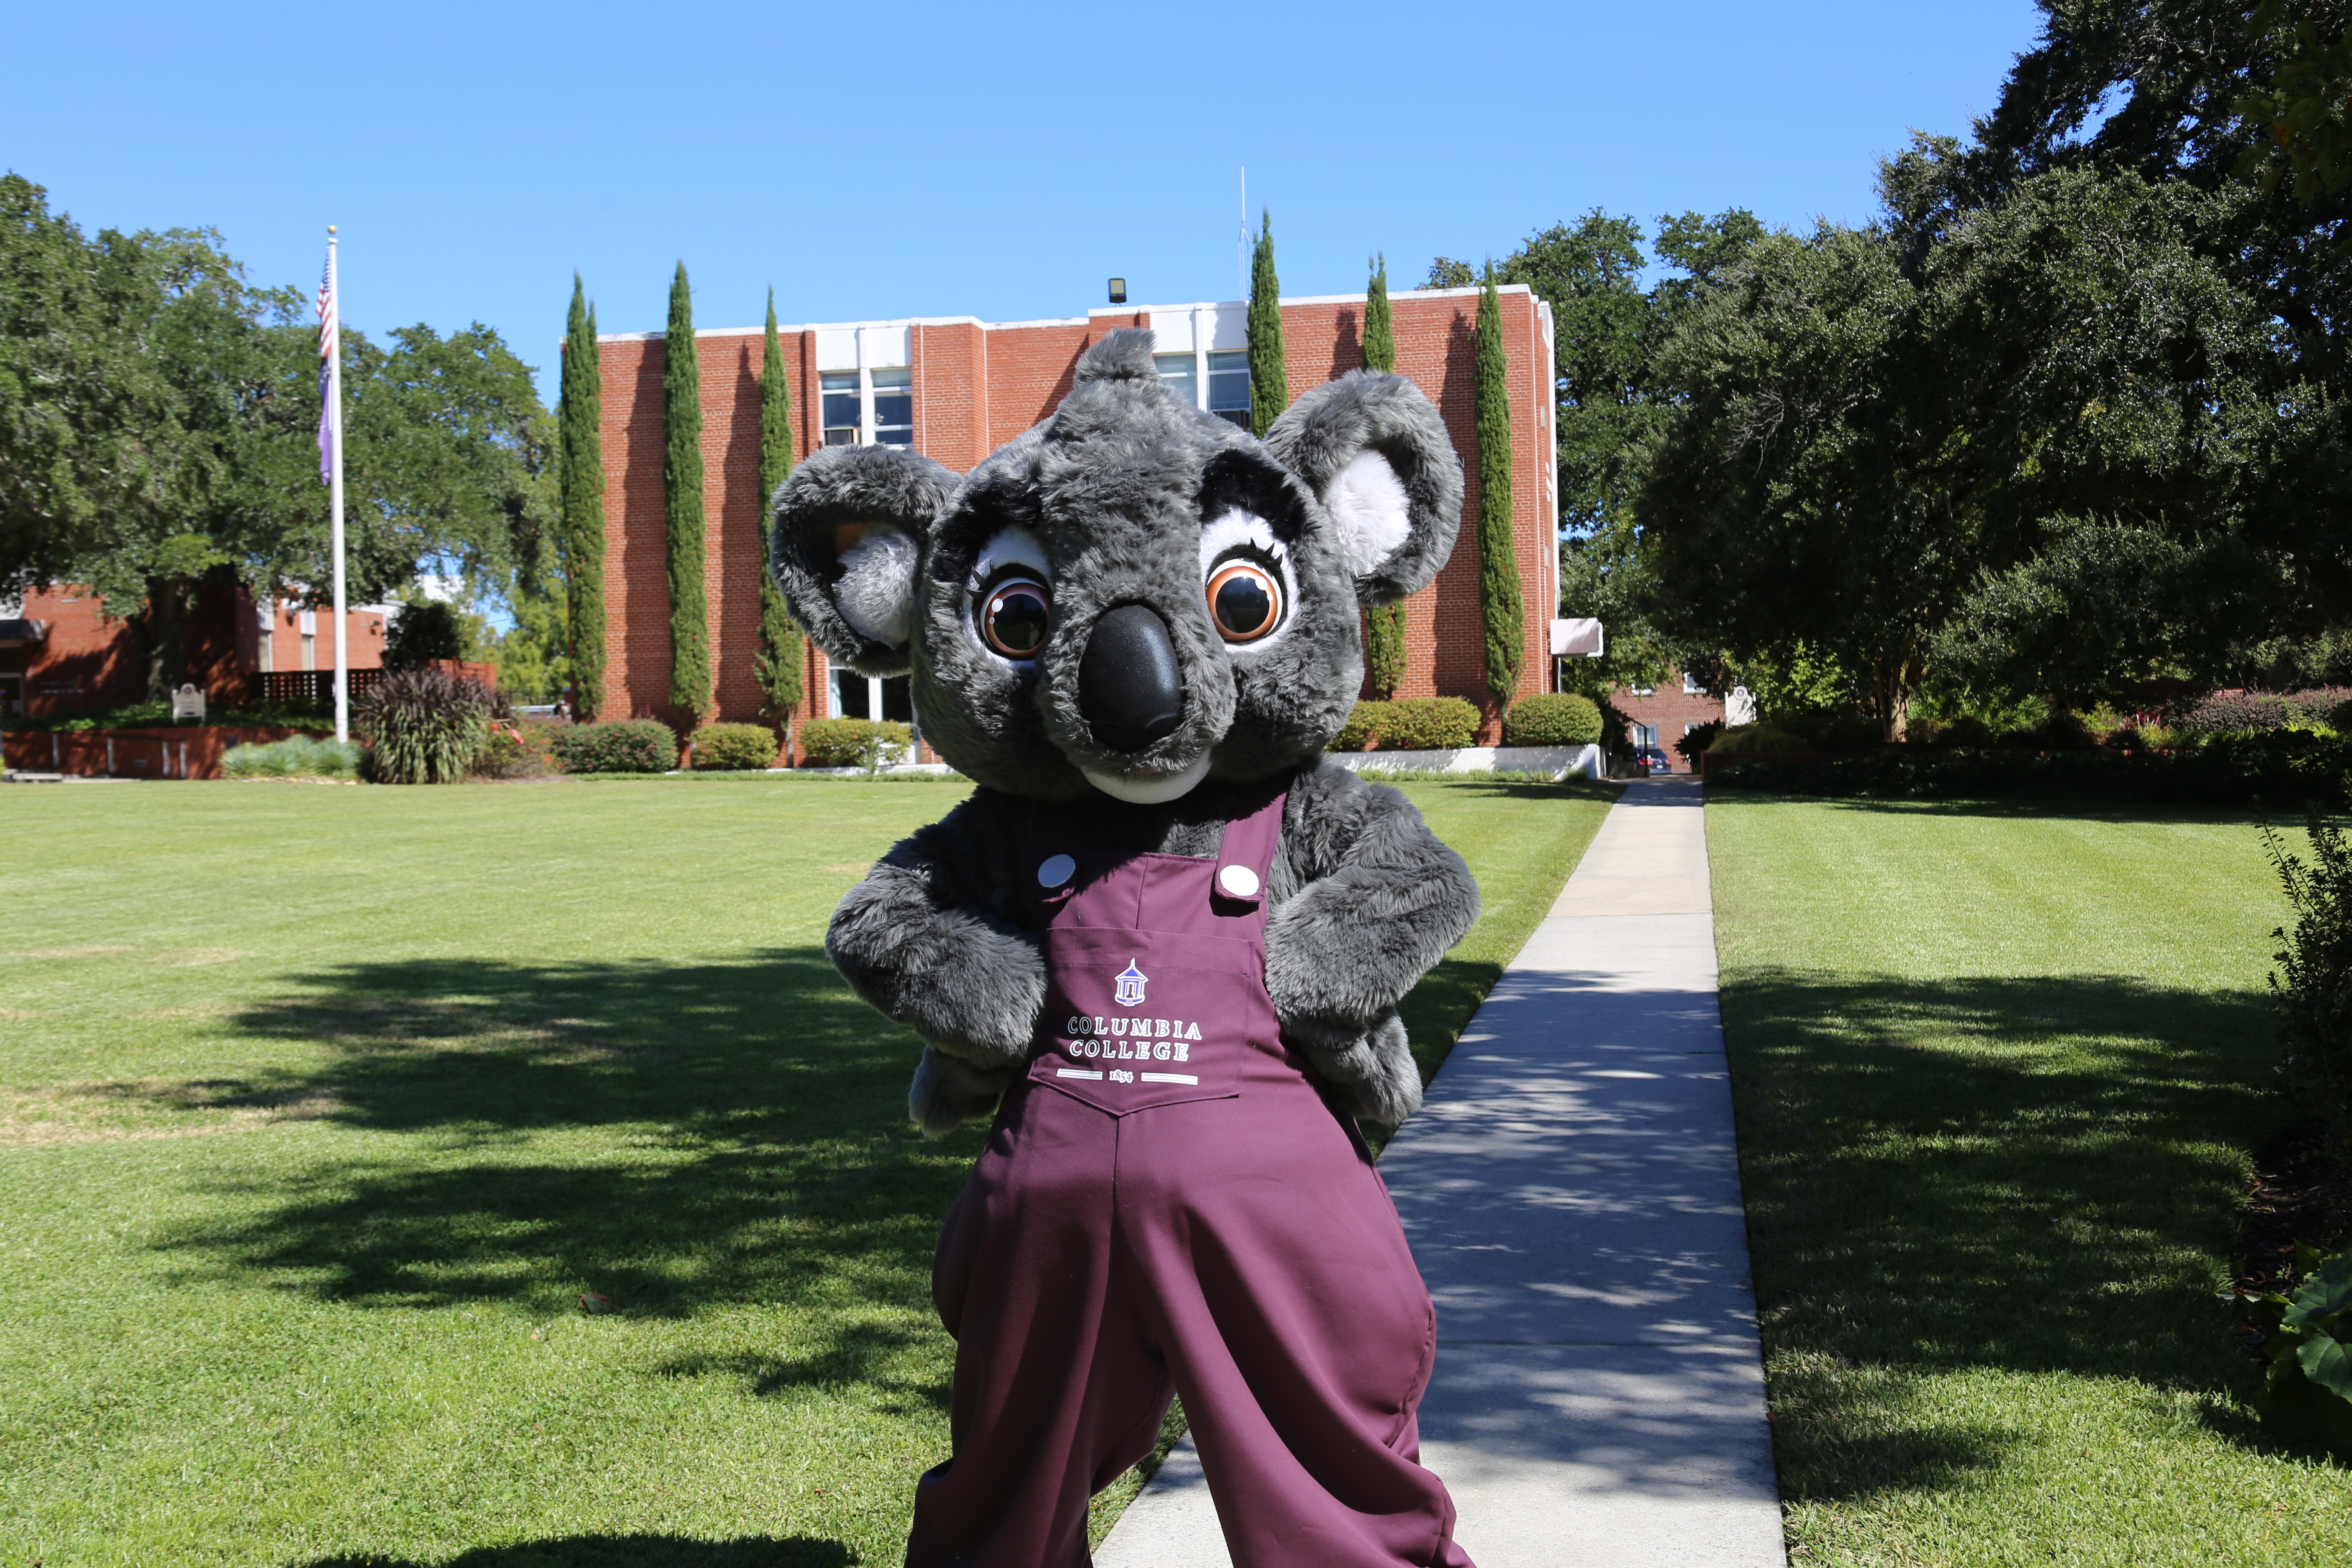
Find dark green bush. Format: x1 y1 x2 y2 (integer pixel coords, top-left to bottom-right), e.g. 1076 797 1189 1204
1711 729 2352 807
2268 813 2352 1167
1375 697 1481 751
1329 701 1390 752
1503 693 1602 747
548 719 676 775
355 668 491 784
693 723 781 771
2247 1243 2352 1460
1776 710 1884 750
1708 723 1810 759
799 718 912 769
1939 715 1997 748
1675 720 1723 766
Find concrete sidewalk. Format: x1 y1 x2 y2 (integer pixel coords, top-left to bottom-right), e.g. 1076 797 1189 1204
1096 778 1784 1568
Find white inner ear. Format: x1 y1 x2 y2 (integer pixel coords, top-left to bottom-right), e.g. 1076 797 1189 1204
970 526 1050 589
1326 450 1412 578
836 525 919 647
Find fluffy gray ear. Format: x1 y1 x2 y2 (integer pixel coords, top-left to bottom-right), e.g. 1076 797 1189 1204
1262 369 1464 605
770 444 959 676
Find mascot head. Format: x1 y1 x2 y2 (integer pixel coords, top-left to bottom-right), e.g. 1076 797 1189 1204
771 328 1461 802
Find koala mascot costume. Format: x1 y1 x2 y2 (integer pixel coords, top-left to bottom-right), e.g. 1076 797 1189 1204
772 330 1482 1568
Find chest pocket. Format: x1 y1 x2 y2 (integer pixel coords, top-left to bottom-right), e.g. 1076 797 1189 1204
1030 926 1263 1115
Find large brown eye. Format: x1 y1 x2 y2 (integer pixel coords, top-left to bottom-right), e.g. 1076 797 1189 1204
1207 560 1282 643
981 577 1051 658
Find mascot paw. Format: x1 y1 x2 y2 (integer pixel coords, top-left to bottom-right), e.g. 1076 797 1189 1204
1292 1010 1424 1127
908 1045 1023 1139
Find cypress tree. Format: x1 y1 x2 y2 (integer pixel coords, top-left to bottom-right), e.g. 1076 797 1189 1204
1473 264 1523 707
1359 251 1407 696
1247 211 1289 435
755 289 804 726
559 276 607 720
1362 251 1395 372
663 261 711 722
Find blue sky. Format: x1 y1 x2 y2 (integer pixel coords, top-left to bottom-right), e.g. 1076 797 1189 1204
8 0 2045 401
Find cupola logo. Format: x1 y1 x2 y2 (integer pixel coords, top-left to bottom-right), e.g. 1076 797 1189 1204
1113 960 1148 1007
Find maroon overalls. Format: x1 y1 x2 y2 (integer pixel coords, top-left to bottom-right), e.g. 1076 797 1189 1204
908 781 1475 1568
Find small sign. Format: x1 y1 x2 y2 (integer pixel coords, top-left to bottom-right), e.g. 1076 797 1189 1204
171 684 206 723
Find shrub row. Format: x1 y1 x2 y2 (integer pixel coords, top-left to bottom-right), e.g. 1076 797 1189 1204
1708 729 2352 807
547 719 676 775
799 719 913 769
1500 693 1602 747
692 723 782 771
1329 698 1482 752
2171 686 2352 736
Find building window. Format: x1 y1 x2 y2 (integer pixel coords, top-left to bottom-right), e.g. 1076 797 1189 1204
1207 351 1250 427
822 373 861 447
1155 353 1199 408
821 367 916 448
871 367 913 447
830 668 913 723
1682 670 1705 695
1630 679 1655 696
1632 723 1658 749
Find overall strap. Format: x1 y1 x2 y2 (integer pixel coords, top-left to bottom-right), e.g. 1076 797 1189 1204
1210 776 1289 912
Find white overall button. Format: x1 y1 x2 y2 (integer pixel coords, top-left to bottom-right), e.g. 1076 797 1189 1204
1038 854 1076 888
1217 864 1260 898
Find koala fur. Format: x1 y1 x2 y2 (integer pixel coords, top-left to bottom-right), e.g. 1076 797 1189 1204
774 328 1480 1133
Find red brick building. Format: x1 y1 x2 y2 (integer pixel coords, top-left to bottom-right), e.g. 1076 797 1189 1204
0 584 392 719
588 285 1563 742
1608 668 1728 774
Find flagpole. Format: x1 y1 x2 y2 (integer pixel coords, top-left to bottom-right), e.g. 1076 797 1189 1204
327 226 349 744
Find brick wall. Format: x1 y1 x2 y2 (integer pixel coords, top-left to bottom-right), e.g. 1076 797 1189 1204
594 288 1558 744
1609 671 1727 774
9 583 383 717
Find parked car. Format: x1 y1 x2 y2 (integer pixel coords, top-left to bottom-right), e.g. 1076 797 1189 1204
1635 746 1673 775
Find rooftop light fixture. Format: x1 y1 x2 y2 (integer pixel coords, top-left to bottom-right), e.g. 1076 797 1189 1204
1107 278 1127 305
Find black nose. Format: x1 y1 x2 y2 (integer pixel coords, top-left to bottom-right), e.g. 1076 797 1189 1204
1079 604 1185 753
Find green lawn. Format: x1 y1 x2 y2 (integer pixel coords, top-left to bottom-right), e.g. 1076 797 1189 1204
1708 796 2352 1565
0 772 1613 1568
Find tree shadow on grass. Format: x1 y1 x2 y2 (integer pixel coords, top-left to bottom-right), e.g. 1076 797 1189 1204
149 948 965 1407
1721 965 2290 1496
296 1534 853 1567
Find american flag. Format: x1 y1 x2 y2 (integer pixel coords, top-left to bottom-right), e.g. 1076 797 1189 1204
316 248 336 485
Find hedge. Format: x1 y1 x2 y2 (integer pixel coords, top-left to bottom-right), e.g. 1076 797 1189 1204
1503 693 1601 747
1328 697 1482 753
799 718 912 769
1708 729 2352 806
692 723 781 771
548 720 676 775
1708 723 1811 759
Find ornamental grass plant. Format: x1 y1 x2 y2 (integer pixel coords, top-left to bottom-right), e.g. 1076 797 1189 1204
353 668 491 786
220 737 361 780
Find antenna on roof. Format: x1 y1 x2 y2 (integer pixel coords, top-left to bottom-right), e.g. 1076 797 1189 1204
1238 167 1246 303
